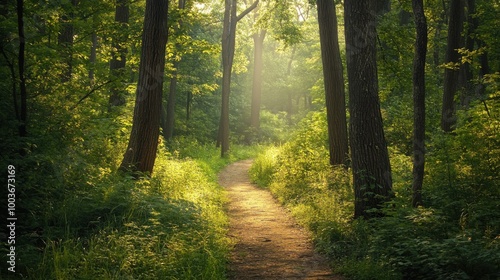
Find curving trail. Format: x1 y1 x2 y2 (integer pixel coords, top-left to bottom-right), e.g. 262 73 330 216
219 159 342 280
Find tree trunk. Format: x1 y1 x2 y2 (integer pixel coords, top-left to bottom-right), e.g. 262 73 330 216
163 0 186 141
218 0 258 156
164 65 177 140
58 0 78 82
186 91 192 120
89 30 97 84
411 0 427 208
17 0 27 137
219 0 237 156
441 0 464 132
250 29 266 131
119 0 169 175
344 0 393 219
317 0 349 166
109 0 130 108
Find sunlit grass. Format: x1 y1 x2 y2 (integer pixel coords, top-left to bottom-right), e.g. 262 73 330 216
249 104 500 279
11 137 254 279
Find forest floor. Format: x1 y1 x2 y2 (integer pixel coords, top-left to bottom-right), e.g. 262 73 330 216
219 159 343 280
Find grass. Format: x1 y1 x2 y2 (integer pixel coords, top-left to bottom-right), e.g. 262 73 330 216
1 134 260 279
248 107 500 280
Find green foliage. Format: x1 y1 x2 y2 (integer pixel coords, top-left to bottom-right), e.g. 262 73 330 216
249 145 280 187
251 96 500 279
1 135 232 279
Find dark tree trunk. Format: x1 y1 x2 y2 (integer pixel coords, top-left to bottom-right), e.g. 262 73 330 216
109 0 130 108
441 0 464 132
186 91 192 120
17 0 27 137
411 0 427 208
219 0 237 157
164 66 177 140
89 30 97 83
344 0 393 219
317 0 349 166
119 0 169 175
163 0 186 140
376 0 391 15
58 0 78 82
250 29 266 131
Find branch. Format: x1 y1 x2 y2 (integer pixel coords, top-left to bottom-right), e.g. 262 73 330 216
71 80 112 109
236 0 258 22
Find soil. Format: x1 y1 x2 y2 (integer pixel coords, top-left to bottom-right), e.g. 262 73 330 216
219 159 343 280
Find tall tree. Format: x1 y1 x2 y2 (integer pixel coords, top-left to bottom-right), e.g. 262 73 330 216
411 0 427 207
316 0 348 166
89 16 98 84
441 0 464 132
119 0 169 174
218 0 258 157
108 0 130 108
344 0 393 219
163 0 187 140
58 0 78 82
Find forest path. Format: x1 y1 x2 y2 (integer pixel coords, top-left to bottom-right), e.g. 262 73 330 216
219 159 342 280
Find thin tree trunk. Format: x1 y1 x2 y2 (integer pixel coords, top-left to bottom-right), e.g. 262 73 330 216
58 0 78 82
317 0 349 166
89 29 97 83
441 0 464 132
164 65 177 139
119 0 169 175
186 91 192 120
411 0 427 208
345 0 393 219
109 0 130 108
163 0 186 140
219 0 258 156
219 0 237 157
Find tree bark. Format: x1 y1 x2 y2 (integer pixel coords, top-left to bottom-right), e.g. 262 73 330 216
119 0 169 175
163 0 186 141
186 91 192 120
58 0 78 82
441 0 464 132
89 30 97 83
219 0 236 156
411 0 427 208
317 0 349 166
109 0 130 108
164 65 178 140
219 0 258 156
344 0 393 219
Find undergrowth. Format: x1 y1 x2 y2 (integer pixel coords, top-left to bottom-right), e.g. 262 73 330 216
0 106 258 279
250 105 500 280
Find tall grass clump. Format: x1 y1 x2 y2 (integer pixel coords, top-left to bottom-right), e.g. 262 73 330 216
0 104 233 279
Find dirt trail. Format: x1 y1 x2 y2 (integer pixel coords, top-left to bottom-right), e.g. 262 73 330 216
219 159 342 280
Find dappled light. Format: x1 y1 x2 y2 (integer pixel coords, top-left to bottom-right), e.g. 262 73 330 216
1 0 499 279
